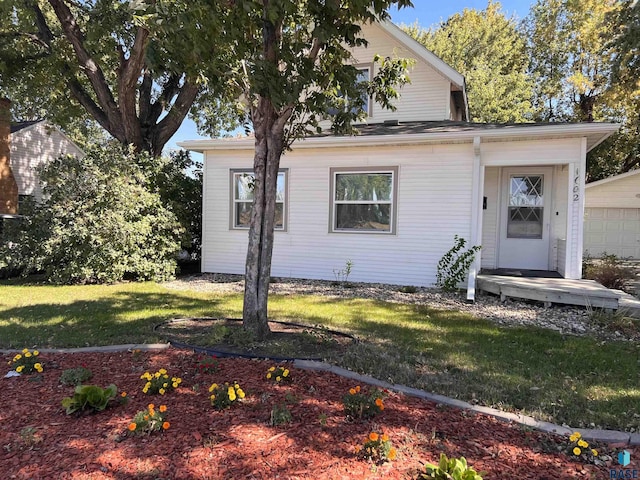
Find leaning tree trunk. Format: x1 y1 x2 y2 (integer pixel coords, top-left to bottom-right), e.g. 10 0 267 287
242 98 284 340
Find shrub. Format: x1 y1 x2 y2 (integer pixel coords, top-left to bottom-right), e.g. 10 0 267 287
59 367 93 386
583 253 636 291
140 369 182 395
418 453 483 480
61 384 118 414
195 355 219 374
2 144 184 284
342 385 385 420
8 348 43 374
436 236 481 292
128 404 170 435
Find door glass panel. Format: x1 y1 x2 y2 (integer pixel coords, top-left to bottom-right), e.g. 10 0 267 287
507 175 544 239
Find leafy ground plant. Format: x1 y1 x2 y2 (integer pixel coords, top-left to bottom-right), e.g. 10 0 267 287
209 382 246 410
140 368 182 395
419 453 483 479
343 385 385 420
195 355 218 374
8 348 43 374
61 384 118 414
59 366 93 386
128 404 169 435
567 431 599 463
269 403 293 426
436 235 481 292
266 365 291 383
356 431 397 464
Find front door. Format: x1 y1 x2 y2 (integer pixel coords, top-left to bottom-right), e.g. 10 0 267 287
498 168 553 270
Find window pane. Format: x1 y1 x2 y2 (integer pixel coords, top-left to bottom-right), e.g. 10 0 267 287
507 206 543 238
276 173 285 202
235 174 254 201
509 175 543 206
235 202 252 227
335 173 392 201
336 204 390 231
275 203 284 229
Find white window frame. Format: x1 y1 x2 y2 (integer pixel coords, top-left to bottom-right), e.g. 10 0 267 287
354 65 372 118
329 166 398 234
230 169 288 231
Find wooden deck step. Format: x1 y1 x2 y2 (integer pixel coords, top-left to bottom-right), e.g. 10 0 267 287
476 275 620 310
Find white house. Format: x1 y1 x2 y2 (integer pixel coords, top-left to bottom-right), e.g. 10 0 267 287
584 170 640 259
10 120 84 211
179 21 619 300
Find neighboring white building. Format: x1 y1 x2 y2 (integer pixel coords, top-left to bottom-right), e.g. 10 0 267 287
10 120 84 209
584 170 640 259
179 20 619 299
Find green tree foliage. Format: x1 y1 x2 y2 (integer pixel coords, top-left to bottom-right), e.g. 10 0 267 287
0 0 239 155
402 1 532 123
0 145 183 283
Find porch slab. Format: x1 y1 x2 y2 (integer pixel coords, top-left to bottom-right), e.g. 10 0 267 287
477 275 620 310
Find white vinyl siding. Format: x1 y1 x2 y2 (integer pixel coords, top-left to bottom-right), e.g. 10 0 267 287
202 143 474 287
10 123 84 201
585 171 640 209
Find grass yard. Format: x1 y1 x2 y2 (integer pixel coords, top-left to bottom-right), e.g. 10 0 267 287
1 278 638 432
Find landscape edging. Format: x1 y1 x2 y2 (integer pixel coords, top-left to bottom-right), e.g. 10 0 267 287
1 343 634 446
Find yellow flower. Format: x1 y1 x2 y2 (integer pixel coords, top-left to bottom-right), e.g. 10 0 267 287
209 383 217 392
14 354 22 361
24 352 31 358
228 387 236 401
159 388 166 395
142 386 149 394
158 368 167 375
381 434 389 442
163 383 168 388
266 373 272 379
283 369 289 377
388 448 397 461
171 377 178 383
33 351 39 356
145 382 151 388
210 394 216 401
34 363 42 369
16 365 24 373
578 440 588 448
592 449 598 456
269 367 276 372
176 378 182 384
172 382 178 388
154 372 161 378
276 376 282 382
22 348 28 354
237 389 245 399
573 447 581 456
128 423 137 431
159 405 167 413
570 432 581 442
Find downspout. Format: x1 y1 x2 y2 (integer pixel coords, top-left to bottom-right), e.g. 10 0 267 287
467 136 484 301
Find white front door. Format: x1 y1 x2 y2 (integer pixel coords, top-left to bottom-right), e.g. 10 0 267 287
498 167 553 270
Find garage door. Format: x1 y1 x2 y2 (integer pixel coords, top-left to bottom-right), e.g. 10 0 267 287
584 208 640 259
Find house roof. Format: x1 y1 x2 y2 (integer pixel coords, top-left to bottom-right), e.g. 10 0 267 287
11 120 42 134
586 169 640 189
179 120 620 153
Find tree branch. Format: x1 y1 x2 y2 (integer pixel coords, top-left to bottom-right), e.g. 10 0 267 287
151 80 200 156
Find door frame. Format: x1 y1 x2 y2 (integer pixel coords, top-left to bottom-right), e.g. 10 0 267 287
496 166 554 270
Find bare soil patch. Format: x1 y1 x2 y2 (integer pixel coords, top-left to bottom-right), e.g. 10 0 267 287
0 349 624 479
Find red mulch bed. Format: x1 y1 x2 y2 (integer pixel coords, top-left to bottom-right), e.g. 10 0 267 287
0 349 624 479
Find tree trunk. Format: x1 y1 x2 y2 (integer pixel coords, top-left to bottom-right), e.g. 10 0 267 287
242 98 284 340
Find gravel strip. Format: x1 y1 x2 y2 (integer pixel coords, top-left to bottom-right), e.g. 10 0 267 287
163 273 637 342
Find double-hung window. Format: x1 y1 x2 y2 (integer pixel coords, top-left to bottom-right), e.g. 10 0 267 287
231 169 288 231
330 167 398 234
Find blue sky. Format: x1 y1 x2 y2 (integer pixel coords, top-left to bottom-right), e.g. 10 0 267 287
167 1 536 152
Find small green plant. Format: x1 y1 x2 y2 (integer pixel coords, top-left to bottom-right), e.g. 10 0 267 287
398 285 418 294
140 368 182 395
333 259 354 284
128 404 170 435
270 403 293 426
59 366 93 386
342 385 385 420
209 382 246 410
266 365 291 383
356 431 397 464
318 413 328 426
61 384 118 414
567 431 598 463
583 252 636 291
8 348 43 374
436 236 481 292
195 355 218 374
19 426 42 446
419 453 483 480
224 327 256 347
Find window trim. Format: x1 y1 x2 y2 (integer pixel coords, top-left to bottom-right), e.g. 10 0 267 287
329 166 398 235
353 63 373 118
229 168 289 232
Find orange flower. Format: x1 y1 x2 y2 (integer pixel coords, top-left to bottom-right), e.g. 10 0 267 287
375 398 384 410
128 423 137 431
355 386 361 393
162 422 170 430
381 433 389 442
121 392 127 397
148 403 155 410
349 388 356 395
388 448 397 460
159 405 167 413
368 432 379 442
144 415 149 421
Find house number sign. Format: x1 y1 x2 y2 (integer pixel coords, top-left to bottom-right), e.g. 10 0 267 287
573 167 580 201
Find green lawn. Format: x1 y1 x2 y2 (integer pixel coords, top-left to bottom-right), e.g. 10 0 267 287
1 278 638 431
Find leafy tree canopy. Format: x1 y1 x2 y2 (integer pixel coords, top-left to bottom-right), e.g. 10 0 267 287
402 1 533 123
